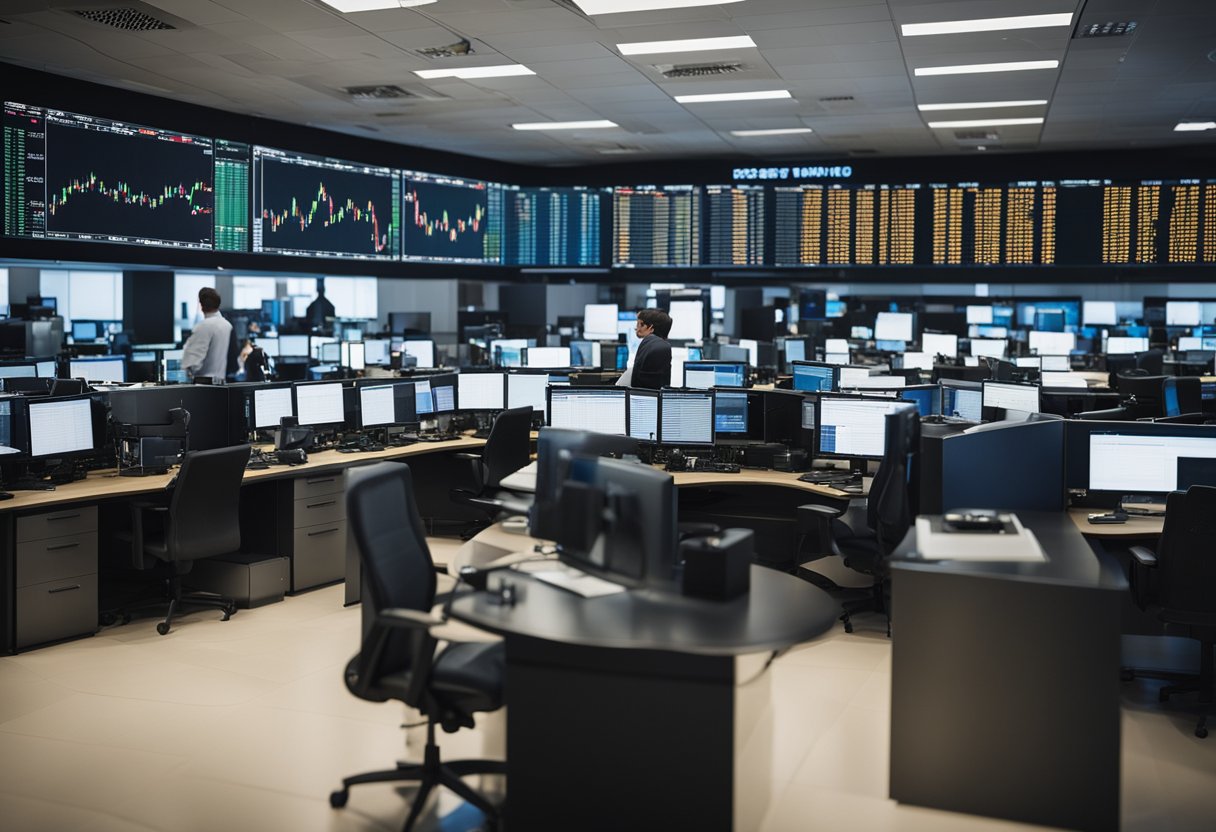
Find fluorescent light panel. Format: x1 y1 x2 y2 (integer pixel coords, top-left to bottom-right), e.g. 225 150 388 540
675 89 792 104
617 35 755 56
927 117 1045 128
415 64 534 80
318 0 434 10
918 99 1047 111
730 127 812 136
901 12 1073 37
1174 121 1216 132
512 120 619 131
915 60 1059 76
573 0 744 14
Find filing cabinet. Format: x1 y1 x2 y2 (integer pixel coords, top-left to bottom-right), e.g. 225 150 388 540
13 506 98 650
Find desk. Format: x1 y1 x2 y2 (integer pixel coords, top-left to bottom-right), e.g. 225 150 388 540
889 511 1127 832
449 564 838 831
1 437 485 653
1068 506 1164 537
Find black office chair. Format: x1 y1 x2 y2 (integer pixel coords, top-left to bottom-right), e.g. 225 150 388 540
1117 373 1169 419
1126 485 1216 738
1135 348 1165 376
332 461 506 830
450 406 533 536
1162 376 1203 418
797 408 920 634
116 444 251 634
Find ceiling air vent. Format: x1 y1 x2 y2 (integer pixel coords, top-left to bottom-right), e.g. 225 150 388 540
1075 21 1138 38
954 130 1000 142
70 7 174 30
343 85 417 101
416 40 473 59
658 62 744 79
818 96 855 103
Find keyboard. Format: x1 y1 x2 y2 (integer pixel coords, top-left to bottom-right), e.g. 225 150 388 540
667 459 741 473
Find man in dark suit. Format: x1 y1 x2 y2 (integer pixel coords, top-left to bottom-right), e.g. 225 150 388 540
630 308 673 389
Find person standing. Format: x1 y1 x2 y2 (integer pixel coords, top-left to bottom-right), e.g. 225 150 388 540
181 287 234 382
629 308 673 389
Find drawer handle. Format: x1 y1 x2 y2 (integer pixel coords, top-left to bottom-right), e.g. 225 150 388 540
46 513 82 522
305 478 335 486
48 584 82 594
305 500 336 509
307 527 340 537
46 542 80 552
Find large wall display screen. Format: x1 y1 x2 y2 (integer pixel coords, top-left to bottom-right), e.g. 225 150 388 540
402 170 501 264
252 145 399 261
3 101 247 251
503 185 602 266
613 185 701 267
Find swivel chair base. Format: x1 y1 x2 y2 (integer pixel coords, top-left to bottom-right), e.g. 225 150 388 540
1122 635 1213 739
330 721 507 831
106 573 237 636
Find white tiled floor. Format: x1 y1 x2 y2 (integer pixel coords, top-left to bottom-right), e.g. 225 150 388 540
1 550 1214 832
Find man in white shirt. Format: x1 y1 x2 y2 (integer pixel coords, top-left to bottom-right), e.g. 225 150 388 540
181 287 233 382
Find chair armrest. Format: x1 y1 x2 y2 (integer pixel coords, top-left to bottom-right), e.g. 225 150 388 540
796 503 848 562
348 607 443 704
1129 545 1157 567
452 452 481 461
1128 545 1158 611
378 608 446 629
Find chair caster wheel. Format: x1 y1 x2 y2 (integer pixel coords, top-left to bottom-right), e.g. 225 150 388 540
1196 725 1208 739
329 790 349 808
156 622 171 636
226 603 237 616
121 614 133 625
843 622 854 634
99 612 117 626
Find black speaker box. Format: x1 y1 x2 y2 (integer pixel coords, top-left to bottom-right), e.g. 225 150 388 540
681 528 752 601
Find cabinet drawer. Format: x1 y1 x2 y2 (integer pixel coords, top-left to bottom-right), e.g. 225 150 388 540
16 573 98 650
16 532 98 588
291 519 347 591
16 506 98 543
293 475 344 501
293 494 345 528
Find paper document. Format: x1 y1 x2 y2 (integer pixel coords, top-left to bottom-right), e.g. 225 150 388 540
527 566 627 598
915 515 1047 563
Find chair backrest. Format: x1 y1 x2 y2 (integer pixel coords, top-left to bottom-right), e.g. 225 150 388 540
1163 376 1202 417
482 405 533 489
1117 373 1168 417
1153 485 1216 623
1135 348 1164 376
867 407 920 551
166 444 251 562
346 462 437 671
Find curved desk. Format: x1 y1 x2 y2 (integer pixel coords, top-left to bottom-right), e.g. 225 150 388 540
450 565 838 831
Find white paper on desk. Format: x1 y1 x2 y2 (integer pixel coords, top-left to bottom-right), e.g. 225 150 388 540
915 517 1047 562
529 568 627 598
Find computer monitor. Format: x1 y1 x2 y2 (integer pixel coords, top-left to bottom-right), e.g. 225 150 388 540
506 371 549 417
1083 301 1117 327
787 360 836 394
921 332 959 359
413 378 434 417
319 342 341 363
982 380 1042 417
682 361 746 389
457 372 506 411
558 455 678 588
816 396 915 460
402 340 436 369
966 305 993 325
838 366 873 388
340 341 366 371
875 312 913 342
668 300 705 341
1088 431 1216 494
389 311 431 336
718 344 749 363
160 349 187 384
713 389 749 435
874 339 906 353
628 388 659 442
0 363 37 380
825 338 850 355
71 320 103 341
251 384 295 429
428 372 457 414
899 352 933 372
27 396 96 458
570 340 597 367
941 380 983 422
583 303 619 340
0 396 24 457
68 356 125 383
363 339 391 365
254 337 279 358
900 384 941 417
1166 301 1202 327
737 338 759 367
525 346 572 368
783 337 807 365
969 338 1007 359
1041 354 1071 372
548 387 627 435
1106 336 1149 354
278 334 310 358
294 381 346 427
1029 330 1076 355
659 389 714 447
490 338 529 368
358 381 417 428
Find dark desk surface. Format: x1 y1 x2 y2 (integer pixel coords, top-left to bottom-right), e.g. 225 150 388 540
893 511 1128 591
450 564 839 656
